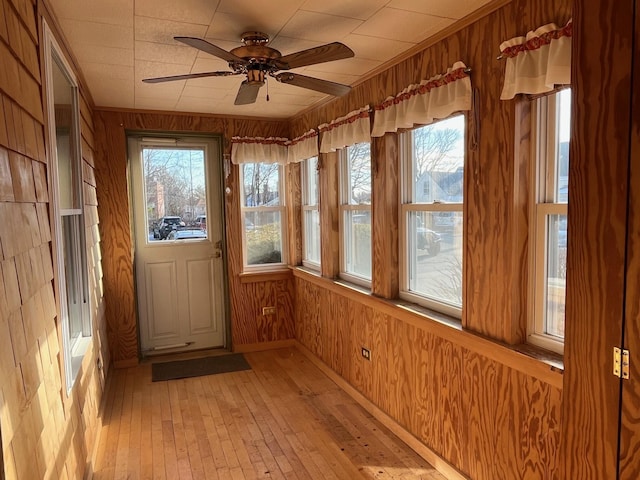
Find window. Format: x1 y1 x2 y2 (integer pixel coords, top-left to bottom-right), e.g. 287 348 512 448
400 115 465 317
529 89 571 353
44 22 91 391
240 162 287 269
340 143 372 285
302 156 320 269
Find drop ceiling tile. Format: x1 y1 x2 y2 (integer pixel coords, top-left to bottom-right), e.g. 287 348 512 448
388 0 493 20
135 41 197 66
174 95 226 113
342 33 415 62
354 7 454 43
279 11 363 43
135 16 208 45
135 0 219 25
60 19 133 49
205 11 295 43
73 43 134 67
88 79 134 108
299 0 388 21
83 63 134 82
217 0 305 22
49 0 133 26
135 96 179 111
305 57 380 76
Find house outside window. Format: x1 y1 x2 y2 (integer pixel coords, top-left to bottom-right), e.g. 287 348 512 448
302 156 320 269
400 114 465 317
529 88 571 354
240 162 287 269
340 142 372 285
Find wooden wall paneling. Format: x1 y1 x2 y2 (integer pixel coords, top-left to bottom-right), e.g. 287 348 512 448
620 1 640 477
371 133 399 299
327 288 350 377
414 329 445 460
560 0 633 478
463 351 506 480
370 309 389 411
437 338 467 473
348 300 374 399
286 162 302 266
319 151 339 278
93 111 138 365
384 317 417 431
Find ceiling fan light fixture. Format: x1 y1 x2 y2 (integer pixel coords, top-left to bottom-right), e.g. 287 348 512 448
246 69 265 85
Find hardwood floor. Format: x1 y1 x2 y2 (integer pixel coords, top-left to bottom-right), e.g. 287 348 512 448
92 347 448 479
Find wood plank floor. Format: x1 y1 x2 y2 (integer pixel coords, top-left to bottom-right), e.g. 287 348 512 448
92 347 448 480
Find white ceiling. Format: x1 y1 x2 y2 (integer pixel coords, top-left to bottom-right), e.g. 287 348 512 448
48 0 494 118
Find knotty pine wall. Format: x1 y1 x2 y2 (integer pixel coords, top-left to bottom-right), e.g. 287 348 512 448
0 0 109 478
93 111 295 365
289 0 570 479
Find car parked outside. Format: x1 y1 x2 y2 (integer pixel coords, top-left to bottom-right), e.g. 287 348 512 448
166 229 207 240
153 216 184 240
416 217 441 256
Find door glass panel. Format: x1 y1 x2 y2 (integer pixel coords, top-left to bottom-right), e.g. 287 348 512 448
142 147 208 242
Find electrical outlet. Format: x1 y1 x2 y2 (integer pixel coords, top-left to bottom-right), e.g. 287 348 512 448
361 347 371 361
262 306 276 315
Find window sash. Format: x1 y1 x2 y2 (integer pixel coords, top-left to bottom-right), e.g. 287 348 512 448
528 89 570 353
339 145 372 286
239 163 288 270
399 116 465 317
301 157 320 269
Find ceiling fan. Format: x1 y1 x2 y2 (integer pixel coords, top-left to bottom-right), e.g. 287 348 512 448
142 32 355 105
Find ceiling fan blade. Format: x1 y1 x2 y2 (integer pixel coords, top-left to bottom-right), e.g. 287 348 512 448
275 73 351 97
174 36 247 65
234 81 263 105
275 42 354 70
142 71 238 83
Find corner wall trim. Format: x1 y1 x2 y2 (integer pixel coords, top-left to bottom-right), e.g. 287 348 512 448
295 341 470 480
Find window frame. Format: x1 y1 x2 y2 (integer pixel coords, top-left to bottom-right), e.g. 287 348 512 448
43 20 92 393
301 156 321 270
399 114 466 318
239 161 288 272
339 143 372 287
528 89 570 354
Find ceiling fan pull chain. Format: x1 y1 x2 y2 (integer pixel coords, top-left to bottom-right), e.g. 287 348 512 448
266 76 270 102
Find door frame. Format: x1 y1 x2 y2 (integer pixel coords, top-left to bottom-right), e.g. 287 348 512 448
126 131 232 356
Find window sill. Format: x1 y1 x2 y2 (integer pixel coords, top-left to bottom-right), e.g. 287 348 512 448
291 267 564 388
239 269 292 284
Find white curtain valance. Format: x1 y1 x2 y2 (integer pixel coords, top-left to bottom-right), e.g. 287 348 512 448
231 136 289 165
319 106 371 153
371 62 472 137
287 130 319 163
500 20 572 100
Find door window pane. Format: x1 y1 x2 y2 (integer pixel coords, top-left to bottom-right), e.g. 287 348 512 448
143 147 207 242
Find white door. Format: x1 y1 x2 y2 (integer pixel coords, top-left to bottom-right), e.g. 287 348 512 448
129 137 226 354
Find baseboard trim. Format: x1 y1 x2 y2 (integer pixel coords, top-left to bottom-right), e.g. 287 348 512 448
233 339 296 353
295 341 469 480
113 357 138 368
